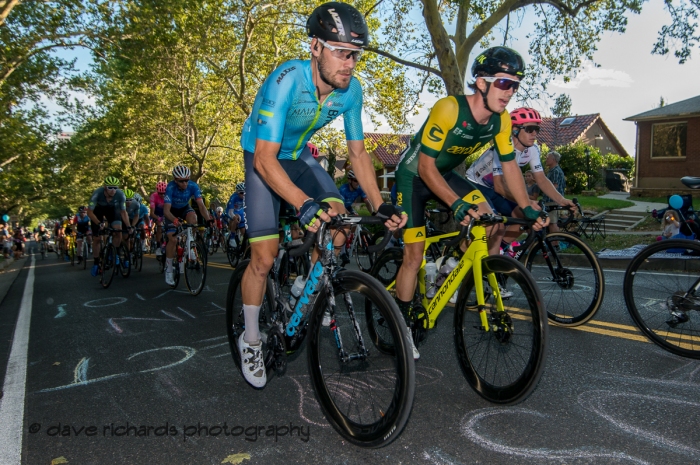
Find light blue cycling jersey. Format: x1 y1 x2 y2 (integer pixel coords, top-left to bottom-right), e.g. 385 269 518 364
241 59 364 159
164 180 202 209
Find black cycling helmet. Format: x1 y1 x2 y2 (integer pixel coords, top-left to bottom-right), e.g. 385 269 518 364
307 2 369 48
471 46 525 78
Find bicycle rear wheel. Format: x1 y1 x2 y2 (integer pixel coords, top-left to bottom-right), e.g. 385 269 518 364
369 247 403 289
184 241 207 295
624 239 700 358
82 241 88 270
523 232 604 326
133 241 143 272
117 244 131 278
307 270 415 447
227 242 240 268
454 255 548 404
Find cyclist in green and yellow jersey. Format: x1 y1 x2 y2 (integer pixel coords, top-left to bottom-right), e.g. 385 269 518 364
393 47 549 359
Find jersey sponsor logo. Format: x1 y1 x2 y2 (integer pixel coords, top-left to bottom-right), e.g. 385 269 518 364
479 134 493 139
323 109 340 125
291 108 316 117
452 127 473 140
446 143 482 155
396 192 402 206
262 98 275 107
287 254 324 336
326 100 342 107
327 9 347 38
403 146 420 166
257 118 267 126
276 66 296 84
427 124 444 142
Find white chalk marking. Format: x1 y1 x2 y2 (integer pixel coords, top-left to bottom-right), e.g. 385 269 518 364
83 297 127 308
54 304 67 319
135 293 145 301
175 307 195 319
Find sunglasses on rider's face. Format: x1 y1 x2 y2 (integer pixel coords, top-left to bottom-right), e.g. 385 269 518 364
521 125 540 134
175 178 189 184
317 38 363 61
481 76 520 92
105 186 118 191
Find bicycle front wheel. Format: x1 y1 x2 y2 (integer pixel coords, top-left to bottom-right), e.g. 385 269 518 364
100 244 117 289
369 247 403 289
454 255 548 404
184 241 207 295
307 270 415 448
133 241 143 272
118 244 131 278
82 241 88 270
624 239 700 358
523 232 605 326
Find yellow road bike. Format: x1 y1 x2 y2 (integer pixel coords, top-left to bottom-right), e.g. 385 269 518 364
370 214 548 404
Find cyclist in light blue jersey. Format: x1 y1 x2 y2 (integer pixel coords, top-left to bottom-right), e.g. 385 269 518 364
236 2 406 389
163 165 213 286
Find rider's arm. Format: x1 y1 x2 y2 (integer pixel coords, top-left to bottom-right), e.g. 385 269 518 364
163 203 175 223
532 170 573 206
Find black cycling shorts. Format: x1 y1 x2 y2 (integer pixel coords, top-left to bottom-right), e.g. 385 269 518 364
244 146 342 242
90 204 122 235
395 170 486 244
165 205 195 233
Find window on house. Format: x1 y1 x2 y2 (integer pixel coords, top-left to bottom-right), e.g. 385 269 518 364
560 117 575 126
651 122 687 158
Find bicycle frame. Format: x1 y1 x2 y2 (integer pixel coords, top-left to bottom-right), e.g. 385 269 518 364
386 225 504 332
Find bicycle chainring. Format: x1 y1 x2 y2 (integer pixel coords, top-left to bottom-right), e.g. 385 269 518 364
266 327 287 376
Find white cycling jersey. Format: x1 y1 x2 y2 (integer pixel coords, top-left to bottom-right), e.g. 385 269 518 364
466 143 544 188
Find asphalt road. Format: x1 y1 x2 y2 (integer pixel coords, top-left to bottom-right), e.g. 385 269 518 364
1 241 699 465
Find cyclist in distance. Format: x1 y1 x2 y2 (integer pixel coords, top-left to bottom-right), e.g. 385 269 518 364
393 47 548 359
226 182 246 247
150 181 167 256
339 169 372 215
73 206 92 264
466 107 574 247
163 165 213 286
87 176 131 276
237 1 405 388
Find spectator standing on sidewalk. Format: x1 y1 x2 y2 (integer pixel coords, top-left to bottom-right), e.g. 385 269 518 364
0 223 10 258
543 151 566 234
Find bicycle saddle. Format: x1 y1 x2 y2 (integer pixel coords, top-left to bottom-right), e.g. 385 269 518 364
681 177 700 189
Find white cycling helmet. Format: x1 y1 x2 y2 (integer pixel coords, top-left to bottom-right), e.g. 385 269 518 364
133 193 142 203
216 206 223 213
172 165 191 179
235 182 245 193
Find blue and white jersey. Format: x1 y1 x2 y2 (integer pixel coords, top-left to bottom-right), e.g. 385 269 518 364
241 60 364 160
164 180 202 209
138 204 149 220
338 183 367 210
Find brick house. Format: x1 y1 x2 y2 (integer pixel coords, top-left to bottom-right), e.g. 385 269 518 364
624 95 700 195
538 113 630 157
337 133 410 190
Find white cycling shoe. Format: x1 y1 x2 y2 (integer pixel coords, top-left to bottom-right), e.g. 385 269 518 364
238 332 266 388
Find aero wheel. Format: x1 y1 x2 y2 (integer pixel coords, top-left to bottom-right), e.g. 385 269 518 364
307 270 415 447
624 239 700 358
226 260 277 374
133 241 143 272
368 247 403 289
454 255 548 404
184 241 207 295
82 241 89 270
523 232 605 326
100 244 117 289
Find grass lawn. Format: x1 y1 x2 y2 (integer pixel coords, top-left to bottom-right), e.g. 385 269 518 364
566 196 634 212
632 196 700 210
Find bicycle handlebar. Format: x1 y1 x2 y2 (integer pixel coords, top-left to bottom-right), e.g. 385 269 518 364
288 214 393 258
442 213 539 249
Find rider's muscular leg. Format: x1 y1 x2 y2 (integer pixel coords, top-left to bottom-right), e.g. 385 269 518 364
395 241 424 303
241 239 278 342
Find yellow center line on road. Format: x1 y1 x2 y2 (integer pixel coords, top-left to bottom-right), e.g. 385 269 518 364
144 255 233 270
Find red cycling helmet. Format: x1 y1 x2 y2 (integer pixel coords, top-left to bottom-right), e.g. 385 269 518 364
156 181 167 194
510 107 542 125
307 142 319 158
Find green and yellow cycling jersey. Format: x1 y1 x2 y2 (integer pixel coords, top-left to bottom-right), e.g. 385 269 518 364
396 95 515 175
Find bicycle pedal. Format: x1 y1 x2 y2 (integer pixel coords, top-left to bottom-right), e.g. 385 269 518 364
667 311 689 326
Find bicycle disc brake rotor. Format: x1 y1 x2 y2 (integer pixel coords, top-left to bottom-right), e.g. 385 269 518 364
554 268 575 290
489 310 514 344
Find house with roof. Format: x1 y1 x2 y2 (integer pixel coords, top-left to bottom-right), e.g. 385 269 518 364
538 114 630 158
624 95 700 195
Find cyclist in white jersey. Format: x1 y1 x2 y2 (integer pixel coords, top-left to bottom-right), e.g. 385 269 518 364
466 107 574 245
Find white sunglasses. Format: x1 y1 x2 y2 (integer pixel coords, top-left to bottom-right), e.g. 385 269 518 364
316 38 363 61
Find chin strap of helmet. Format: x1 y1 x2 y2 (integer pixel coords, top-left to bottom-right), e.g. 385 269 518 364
478 82 496 113
514 127 535 148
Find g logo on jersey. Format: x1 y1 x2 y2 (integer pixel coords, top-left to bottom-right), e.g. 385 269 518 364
427 125 444 142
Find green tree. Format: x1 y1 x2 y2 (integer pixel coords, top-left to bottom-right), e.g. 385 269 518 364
550 93 572 117
369 0 643 97
653 0 699 63
556 142 603 194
